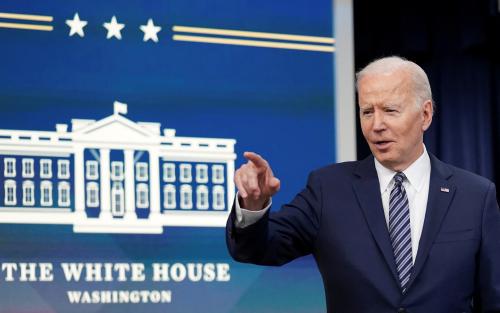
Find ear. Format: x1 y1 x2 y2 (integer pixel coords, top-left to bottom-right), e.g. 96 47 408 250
421 100 433 131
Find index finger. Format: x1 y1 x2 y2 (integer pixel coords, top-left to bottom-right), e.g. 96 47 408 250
244 151 268 169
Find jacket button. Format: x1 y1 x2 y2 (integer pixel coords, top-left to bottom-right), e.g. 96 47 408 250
398 308 407 313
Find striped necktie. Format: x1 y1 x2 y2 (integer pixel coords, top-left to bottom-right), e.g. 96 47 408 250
389 172 413 293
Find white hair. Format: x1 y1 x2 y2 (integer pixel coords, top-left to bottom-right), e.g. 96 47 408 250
356 56 434 109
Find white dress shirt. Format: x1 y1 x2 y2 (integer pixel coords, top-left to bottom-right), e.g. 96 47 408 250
234 193 271 228
235 146 431 265
374 146 431 264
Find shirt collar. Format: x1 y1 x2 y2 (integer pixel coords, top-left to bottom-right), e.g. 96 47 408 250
374 145 431 193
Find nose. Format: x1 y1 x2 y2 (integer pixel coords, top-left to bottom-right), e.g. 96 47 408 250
372 110 386 132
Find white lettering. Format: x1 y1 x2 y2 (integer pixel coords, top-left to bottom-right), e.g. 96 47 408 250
151 262 231 282
152 263 169 282
216 263 230 282
66 290 172 304
130 291 140 303
104 263 114 281
150 290 161 303
0 262 230 283
81 291 91 303
39 263 54 281
187 263 203 282
131 263 145 282
67 291 82 303
203 263 215 282
170 263 186 282
1 263 17 282
19 263 38 282
100 290 111 303
61 263 84 282
85 263 103 282
114 263 130 282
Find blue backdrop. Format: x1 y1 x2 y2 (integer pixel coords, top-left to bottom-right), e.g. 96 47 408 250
0 1 337 312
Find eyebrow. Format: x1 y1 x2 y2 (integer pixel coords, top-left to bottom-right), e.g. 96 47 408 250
383 103 403 110
383 103 399 108
358 102 373 108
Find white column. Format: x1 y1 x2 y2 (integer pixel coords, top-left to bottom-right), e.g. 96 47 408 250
99 149 111 219
74 146 85 218
334 0 356 162
226 160 235 210
124 149 136 219
149 149 161 216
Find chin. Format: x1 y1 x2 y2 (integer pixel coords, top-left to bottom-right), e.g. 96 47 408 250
374 154 398 168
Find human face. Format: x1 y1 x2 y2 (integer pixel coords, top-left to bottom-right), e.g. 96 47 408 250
358 69 433 171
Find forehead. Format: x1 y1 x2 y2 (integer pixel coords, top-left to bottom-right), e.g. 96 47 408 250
357 70 412 104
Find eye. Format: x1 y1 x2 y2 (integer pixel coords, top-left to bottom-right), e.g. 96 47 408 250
360 109 373 116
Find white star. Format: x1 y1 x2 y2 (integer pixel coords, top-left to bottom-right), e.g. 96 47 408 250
140 19 162 43
103 16 125 40
65 13 87 37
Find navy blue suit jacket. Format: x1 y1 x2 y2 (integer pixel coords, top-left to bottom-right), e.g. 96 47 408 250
226 154 500 313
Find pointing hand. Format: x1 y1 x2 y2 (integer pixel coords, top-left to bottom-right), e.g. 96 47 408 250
234 152 281 211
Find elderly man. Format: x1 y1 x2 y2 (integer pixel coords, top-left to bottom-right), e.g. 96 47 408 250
226 56 500 313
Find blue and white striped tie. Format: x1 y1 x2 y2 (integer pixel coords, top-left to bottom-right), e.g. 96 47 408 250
389 172 413 293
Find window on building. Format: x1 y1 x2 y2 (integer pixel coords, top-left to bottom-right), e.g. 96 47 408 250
213 186 225 210
111 182 124 216
86 160 99 180
111 161 124 181
136 162 148 181
4 158 16 177
163 163 176 182
58 159 70 179
58 182 71 207
40 159 52 178
196 164 208 183
136 183 149 208
196 185 209 210
22 158 34 178
212 165 225 184
163 184 176 209
86 182 99 207
40 180 53 206
179 164 192 183
180 184 192 209
4 180 16 205
22 181 34 206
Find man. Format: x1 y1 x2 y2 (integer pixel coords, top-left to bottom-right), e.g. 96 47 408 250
226 56 500 312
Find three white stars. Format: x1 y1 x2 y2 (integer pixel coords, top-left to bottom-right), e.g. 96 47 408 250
103 16 125 40
65 13 161 43
65 13 87 37
140 19 161 43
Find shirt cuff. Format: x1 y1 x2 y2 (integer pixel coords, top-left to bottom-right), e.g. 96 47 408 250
234 192 272 228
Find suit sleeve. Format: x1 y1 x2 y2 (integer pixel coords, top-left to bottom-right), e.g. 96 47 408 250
226 170 322 266
476 182 500 312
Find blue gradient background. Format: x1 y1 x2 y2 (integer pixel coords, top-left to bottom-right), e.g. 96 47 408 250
0 0 335 312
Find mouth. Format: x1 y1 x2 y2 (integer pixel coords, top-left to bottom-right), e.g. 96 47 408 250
373 140 393 150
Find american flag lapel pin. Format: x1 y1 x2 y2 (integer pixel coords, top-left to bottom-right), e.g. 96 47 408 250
440 187 450 193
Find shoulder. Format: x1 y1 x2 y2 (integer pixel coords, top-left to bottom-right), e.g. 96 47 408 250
431 154 494 191
450 166 492 186
448 166 494 197
308 159 367 184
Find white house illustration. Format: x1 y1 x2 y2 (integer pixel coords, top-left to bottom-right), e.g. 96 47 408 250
0 102 236 234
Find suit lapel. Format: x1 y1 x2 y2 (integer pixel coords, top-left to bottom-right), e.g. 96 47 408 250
352 156 400 285
405 154 456 291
